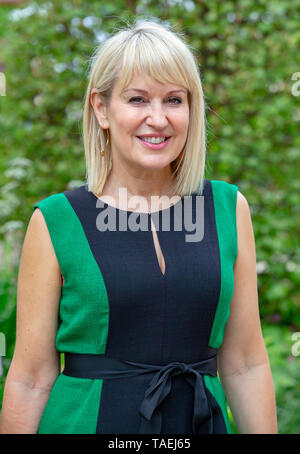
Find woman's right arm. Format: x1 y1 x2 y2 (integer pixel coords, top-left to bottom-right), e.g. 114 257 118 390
0 207 62 434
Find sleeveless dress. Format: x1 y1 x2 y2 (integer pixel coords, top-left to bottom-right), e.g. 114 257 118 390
33 179 238 434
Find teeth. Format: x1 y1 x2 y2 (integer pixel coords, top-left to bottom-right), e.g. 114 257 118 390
139 136 167 144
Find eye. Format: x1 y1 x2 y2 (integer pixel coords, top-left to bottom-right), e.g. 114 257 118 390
129 96 144 103
128 96 182 104
168 97 182 104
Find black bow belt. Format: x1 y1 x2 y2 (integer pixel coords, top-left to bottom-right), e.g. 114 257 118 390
63 353 218 434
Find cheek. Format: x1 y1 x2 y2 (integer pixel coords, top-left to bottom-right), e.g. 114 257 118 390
176 118 189 135
172 108 189 131
114 111 140 133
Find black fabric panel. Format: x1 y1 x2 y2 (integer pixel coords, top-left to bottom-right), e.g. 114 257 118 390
63 180 225 434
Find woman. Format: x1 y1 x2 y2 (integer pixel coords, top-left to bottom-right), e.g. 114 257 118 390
0 20 277 434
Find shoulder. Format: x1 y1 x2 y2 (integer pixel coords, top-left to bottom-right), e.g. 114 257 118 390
33 184 86 214
25 197 62 270
206 179 250 218
33 191 66 213
31 193 66 239
236 191 252 230
207 179 239 215
208 178 239 195
208 179 239 205
28 191 64 246
236 190 251 218
235 190 255 264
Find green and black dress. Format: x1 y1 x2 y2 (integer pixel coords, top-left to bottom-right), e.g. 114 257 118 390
33 179 238 434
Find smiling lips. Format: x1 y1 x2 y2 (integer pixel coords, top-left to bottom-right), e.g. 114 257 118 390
139 136 169 143
137 136 171 149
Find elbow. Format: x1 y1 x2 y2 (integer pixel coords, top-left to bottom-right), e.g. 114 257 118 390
218 344 271 380
6 357 60 394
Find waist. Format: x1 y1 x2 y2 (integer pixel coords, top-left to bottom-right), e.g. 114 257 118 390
62 352 218 434
62 352 218 380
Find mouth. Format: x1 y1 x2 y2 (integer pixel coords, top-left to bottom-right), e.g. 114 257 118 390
136 136 171 150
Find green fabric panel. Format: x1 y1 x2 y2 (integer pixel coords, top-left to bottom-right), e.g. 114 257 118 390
204 375 233 434
37 374 103 434
208 180 238 348
33 193 109 353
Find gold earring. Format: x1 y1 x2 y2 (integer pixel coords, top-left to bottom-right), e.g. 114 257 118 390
100 129 110 157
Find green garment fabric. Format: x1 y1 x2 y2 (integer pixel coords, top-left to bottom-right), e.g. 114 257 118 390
33 180 238 434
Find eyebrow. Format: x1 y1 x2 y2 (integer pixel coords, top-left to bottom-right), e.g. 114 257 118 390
122 88 187 95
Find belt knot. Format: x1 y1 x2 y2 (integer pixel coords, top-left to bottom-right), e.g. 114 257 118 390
167 361 191 374
63 352 218 434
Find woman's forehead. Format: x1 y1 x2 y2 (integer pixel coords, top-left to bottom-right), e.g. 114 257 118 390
114 71 187 95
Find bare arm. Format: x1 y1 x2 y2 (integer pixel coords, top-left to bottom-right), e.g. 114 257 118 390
217 191 277 434
0 208 62 434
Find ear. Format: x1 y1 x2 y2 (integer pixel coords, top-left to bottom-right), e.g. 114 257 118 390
90 88 110 129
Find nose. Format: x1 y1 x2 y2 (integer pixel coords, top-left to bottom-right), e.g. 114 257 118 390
145 101 168 129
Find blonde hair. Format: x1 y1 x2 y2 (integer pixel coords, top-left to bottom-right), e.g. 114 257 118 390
82 19 207 197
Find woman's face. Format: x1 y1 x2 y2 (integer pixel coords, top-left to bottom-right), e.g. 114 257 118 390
91 72 189 173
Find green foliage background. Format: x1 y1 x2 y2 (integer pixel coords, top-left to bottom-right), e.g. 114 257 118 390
0 0 299 434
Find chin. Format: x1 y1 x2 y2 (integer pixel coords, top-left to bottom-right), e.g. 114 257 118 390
139 157 172 170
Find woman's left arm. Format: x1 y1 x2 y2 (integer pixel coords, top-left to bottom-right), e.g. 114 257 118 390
217 191 278 434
